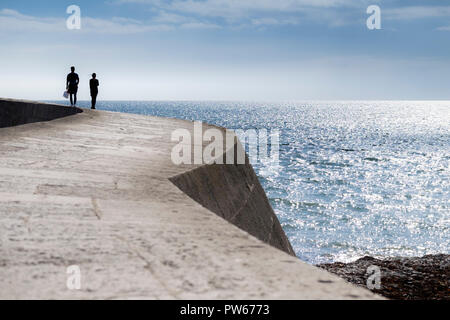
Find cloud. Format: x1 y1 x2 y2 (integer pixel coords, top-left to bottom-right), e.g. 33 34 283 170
251 17 299 26
111 1 450 30
437 26 450 31
384 6 450 20
152 11 192 24
82 17 173 33
180 21 221 29
117 0 360 10
8 2 450 37
0 9 63 32
151 10 221 28
0 8 174 35
0 0 381 36
114 0 371 27
167 0 358 16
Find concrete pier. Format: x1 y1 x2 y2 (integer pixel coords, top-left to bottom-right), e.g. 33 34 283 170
0 98 381 299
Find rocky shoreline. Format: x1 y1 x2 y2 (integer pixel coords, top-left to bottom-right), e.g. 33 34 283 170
317 254 449 300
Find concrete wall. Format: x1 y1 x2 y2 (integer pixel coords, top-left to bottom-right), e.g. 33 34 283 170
0 98 381 299
0 98 82 128
170 154 296 256
0 97 295 256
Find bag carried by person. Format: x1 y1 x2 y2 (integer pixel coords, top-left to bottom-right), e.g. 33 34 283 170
63 91 69 99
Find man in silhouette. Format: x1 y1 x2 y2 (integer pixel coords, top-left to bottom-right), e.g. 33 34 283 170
90 73 99 110
66 66 79 107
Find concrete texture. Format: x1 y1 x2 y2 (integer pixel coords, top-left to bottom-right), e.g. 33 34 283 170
0 98 382 299
170 161 295 256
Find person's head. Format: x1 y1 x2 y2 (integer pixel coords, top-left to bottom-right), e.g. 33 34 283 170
92 73 96 79
71 66 75 73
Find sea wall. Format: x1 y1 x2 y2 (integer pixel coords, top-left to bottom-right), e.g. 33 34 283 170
0 98 380 299
0 98 82 128
170 154 296 256
0 97 294 255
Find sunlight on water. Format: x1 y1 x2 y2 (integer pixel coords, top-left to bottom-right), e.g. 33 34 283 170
57 100 450 264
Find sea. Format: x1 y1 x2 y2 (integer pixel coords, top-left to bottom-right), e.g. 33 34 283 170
50 100 449 264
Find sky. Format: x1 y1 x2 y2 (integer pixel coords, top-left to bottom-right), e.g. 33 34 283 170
0 0 450 101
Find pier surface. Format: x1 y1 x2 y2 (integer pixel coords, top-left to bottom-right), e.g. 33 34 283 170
0 99 381 299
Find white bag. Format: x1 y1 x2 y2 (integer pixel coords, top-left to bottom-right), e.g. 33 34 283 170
63 91 69 99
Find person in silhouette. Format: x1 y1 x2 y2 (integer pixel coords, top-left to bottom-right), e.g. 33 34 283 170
66 66 79 107
90 73 99 110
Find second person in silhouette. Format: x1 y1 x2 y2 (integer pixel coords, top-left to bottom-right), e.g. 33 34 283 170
90 73 99 110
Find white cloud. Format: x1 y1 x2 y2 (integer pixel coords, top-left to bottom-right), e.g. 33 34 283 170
82 17 173 33
251 17 299 26
0 8 174 35
0 0 379 36
180 21 221 29
437 26 450 31
0 9 63 32
115 0 370 27
5 2 450 38
384 6 450 20
117 0 360 11
112 1 450 29
152 11 192 24
167 0 358 17
0 7 227 34
151 10 221 28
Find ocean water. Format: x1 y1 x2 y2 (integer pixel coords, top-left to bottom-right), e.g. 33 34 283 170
53 100 449 264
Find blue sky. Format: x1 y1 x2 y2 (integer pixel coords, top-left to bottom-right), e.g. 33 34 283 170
1 0 450 100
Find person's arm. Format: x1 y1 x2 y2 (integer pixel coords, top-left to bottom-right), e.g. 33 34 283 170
76 74 79 85
66 75 69 89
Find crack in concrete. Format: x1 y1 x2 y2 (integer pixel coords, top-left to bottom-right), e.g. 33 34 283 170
114 235 180 299
229 183 255 222
91 198 102 220
22 215 32 234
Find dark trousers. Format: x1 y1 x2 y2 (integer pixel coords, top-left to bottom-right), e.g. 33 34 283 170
70 93 77 106
91 93 98 109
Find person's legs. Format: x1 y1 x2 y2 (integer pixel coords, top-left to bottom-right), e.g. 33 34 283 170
73 93 77 106
70 94 74 106
91 94 97 109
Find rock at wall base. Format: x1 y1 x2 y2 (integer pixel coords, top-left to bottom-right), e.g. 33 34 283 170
317 254 449 300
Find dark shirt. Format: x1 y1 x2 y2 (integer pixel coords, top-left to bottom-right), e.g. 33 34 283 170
67 72 79 88
90 79 99 95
